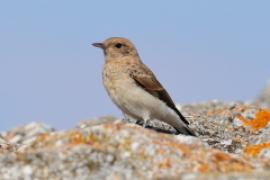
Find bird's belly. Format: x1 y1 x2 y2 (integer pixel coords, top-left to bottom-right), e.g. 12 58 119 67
106 80 176 121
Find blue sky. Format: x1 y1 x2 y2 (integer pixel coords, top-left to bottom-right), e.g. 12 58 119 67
0 1 270 131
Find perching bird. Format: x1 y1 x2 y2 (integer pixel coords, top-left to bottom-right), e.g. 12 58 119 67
92 37 195 136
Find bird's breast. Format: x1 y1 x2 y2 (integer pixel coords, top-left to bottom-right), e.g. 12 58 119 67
102 64 134 103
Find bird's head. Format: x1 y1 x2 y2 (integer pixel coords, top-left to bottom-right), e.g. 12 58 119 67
92 37 139 60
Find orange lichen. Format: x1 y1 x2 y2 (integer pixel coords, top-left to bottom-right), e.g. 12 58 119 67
68 131 95 145
198 163 209 173
207 105 251 117
237 109 270 130
152 140 191 156
205 152 253 172
244 143 270 157
212 152 231 162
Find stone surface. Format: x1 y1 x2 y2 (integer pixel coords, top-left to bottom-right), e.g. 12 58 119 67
1 97 270 179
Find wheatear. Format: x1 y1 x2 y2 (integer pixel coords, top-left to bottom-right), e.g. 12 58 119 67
92 37 195 136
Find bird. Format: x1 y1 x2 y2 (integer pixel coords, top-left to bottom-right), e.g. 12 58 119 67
92 37 195 136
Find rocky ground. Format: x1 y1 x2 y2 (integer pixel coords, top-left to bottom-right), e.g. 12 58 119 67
1 83 270 179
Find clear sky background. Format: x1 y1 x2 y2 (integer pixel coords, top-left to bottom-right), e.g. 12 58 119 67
0 1 270 131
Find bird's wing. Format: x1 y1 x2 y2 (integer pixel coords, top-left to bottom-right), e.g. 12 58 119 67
130 63 189 125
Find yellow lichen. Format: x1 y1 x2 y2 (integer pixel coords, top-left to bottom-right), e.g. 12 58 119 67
35 133 50 143
158 158 172 169
237 109 270 130
30 133 52 149
244 143 270 157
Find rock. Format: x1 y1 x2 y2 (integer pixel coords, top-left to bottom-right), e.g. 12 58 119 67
0 101 270 179
76 116 118 129
0 122 55 151
122 112 180 134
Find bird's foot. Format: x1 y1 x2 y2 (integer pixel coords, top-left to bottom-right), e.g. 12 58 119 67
135 119 150 128
135 119 144 126
143 119 150 128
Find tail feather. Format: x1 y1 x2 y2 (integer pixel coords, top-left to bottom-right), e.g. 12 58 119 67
174 124 196 136
168 114 196 136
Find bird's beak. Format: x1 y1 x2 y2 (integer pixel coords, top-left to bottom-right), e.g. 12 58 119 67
92 42 105 49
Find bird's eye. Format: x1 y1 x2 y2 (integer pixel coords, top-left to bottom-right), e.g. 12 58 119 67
115 43 122 48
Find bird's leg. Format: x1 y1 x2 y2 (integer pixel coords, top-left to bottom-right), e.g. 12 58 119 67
143 119 150 128
135 119 144 126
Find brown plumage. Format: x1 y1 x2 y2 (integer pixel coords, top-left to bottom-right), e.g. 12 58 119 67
92 37 195 136
129 64 190 125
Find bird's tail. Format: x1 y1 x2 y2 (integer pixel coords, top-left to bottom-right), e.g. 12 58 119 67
176 125 196 136
168 116 196 136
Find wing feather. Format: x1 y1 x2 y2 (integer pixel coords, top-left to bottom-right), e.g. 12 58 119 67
129 64 189 125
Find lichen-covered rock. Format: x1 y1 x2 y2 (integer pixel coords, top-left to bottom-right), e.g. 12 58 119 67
1 100 270 179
